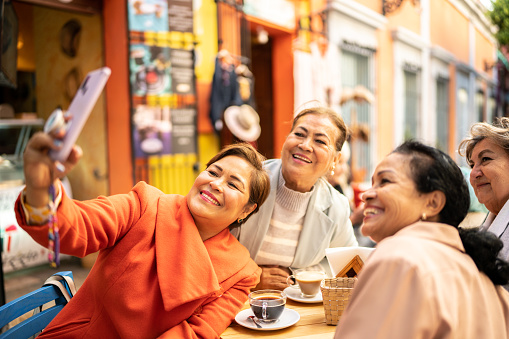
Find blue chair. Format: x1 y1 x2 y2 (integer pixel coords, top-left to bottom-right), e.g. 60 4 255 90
0 271 76 339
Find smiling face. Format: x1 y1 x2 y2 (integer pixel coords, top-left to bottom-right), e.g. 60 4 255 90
469 138 509 214
187 155 256 240
281 114 340 192
360 153 431 243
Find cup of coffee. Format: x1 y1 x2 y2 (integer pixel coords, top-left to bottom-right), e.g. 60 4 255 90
286 270 327 298
248 289 286 324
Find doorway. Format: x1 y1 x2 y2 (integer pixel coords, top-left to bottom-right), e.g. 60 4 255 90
251 35 274 159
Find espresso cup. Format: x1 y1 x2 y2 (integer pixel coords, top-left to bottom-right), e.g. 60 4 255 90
249 289 286 323
286 270 326 298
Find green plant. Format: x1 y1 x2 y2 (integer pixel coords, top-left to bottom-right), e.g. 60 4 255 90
489 0 509 46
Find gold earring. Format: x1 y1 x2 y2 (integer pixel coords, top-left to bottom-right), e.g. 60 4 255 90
421 213 427 221
237 218 243 224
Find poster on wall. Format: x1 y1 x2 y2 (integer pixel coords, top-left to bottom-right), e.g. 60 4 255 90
130 44 172 96
128 0 168 32
171 108 196 154
170 48 194 95
168 0 193 33
128 0 197 188
132 104 172 157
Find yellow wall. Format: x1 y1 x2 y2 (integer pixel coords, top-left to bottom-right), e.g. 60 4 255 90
33 7 108 200
195 0 220 164
430 0 469 64
194 0 217 82
475 28 494 77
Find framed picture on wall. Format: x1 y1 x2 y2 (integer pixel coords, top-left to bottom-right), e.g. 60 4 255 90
0 0 18 88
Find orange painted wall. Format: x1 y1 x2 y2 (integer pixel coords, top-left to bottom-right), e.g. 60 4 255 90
430 0 469 64
272 33 294 156
475 28 495 77
387 1 420 35
377 27 395 158
103 0 133 194
217 3 241 56
356 0 381 13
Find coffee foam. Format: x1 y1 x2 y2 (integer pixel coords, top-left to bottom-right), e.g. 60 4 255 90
296 271 326 282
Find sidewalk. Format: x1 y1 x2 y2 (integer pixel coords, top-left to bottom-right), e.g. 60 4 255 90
3 256 91 303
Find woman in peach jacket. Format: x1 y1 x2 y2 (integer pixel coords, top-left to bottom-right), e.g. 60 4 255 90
335 141 509 338
15 133 270 339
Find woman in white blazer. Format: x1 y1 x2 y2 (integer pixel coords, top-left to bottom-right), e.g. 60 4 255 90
232 106 357 290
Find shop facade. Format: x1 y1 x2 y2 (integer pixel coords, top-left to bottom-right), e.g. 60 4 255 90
322 0 497 181
0 0 499 274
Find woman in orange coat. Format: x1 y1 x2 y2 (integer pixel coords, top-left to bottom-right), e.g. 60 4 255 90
15 132 270 338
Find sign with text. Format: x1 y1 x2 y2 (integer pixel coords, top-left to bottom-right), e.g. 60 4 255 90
168 0 193 33
170 49 195 95
171 108 196 154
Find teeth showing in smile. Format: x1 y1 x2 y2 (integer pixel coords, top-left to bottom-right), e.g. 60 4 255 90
293 154 311 163
201 192 219 206
364 208 381 216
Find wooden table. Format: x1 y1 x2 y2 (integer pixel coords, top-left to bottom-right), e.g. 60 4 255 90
221 299 337 338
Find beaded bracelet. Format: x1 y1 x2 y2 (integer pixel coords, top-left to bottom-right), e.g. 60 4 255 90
47 184 60 267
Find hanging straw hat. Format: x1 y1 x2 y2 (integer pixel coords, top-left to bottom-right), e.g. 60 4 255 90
224 104 261 142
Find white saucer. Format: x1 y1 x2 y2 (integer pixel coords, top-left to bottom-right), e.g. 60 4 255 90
235 308 300 331
284 286 323 303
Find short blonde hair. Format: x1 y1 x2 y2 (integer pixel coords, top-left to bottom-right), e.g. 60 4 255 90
458 117 509 163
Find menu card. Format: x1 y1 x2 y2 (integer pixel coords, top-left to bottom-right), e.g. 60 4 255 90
326 247 375 277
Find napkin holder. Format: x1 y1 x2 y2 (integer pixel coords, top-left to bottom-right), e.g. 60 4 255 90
321 254 362 325
320 247 375 326
335 255 364 278
326 247 375 277
320 277 356 325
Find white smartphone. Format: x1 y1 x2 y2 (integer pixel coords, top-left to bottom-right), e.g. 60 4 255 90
48 67 111 162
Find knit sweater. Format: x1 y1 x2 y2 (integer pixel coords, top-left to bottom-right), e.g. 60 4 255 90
256 171 313 267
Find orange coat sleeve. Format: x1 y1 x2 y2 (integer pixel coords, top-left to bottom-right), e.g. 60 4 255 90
15 182 154 257
158 266 261 339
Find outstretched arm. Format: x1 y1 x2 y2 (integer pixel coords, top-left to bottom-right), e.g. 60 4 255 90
23 131 82 207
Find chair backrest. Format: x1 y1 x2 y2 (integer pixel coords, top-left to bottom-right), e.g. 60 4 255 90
0 271 75 339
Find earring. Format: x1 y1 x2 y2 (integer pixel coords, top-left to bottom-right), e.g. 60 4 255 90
237 218 243 224
421 213 427 221
331 163 335 176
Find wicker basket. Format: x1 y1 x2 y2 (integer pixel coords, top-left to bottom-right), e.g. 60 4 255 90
320 277 357 325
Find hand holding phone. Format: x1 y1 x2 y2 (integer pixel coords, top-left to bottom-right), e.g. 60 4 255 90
47 67 111 162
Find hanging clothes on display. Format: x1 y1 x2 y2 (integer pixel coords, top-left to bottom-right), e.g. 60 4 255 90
235 64 256 109
209 50 241 133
